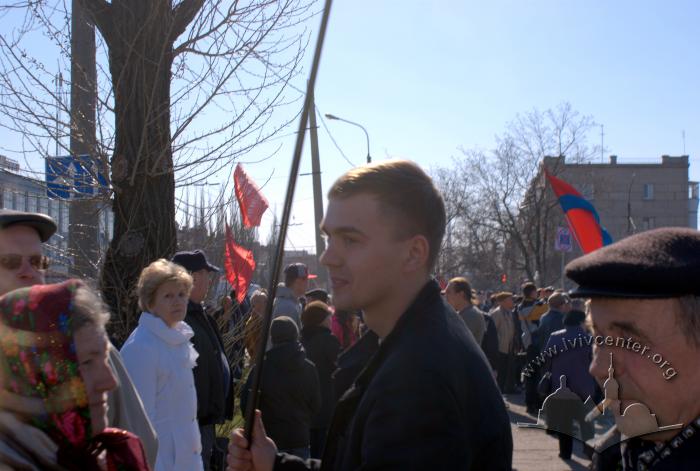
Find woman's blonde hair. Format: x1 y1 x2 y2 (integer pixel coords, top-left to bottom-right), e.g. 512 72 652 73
136 259 193 311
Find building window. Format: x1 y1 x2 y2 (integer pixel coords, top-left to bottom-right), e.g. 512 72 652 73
642 217 655 230
643 183 654 200
15 192 26 211
60 202 69 232
49 199 59 222
27 193 38 213
39 197 49 215
2 188 13 209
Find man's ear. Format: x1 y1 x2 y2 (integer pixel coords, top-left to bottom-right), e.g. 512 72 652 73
403 234 430 273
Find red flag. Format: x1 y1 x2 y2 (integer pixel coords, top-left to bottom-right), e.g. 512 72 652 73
234 163 269 228
224 224 256 304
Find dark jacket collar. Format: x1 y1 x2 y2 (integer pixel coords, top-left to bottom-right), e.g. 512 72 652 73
352 279 441 390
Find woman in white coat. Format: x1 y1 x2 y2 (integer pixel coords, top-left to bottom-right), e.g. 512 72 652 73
121 259 203 471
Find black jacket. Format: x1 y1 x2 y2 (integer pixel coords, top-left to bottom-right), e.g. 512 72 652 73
274 279 513 470
185 301 232 425
300 326 341 430
331 330 379 404
242 341 321 450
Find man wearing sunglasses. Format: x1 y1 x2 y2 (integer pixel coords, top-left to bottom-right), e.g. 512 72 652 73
0 209 53 294
0 208 158 468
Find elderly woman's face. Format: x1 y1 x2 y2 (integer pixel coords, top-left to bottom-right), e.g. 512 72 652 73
73 325 117 436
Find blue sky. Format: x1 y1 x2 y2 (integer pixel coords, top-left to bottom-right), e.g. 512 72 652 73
256 0 700 252
2 1 699 254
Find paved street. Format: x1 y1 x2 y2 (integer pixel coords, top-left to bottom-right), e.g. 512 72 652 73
507 394 591 471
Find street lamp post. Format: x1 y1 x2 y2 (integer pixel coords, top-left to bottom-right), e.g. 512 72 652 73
325 113 371 163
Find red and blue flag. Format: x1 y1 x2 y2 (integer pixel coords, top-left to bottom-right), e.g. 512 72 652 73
545 170 612 254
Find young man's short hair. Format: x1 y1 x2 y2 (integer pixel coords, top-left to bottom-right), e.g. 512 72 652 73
328 160 446 270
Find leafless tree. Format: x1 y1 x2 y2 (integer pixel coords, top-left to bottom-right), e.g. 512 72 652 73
435 103 600 289
0 0 315 341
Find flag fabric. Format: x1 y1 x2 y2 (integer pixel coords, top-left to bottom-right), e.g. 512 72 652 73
234 163 269 228
224 224 256 304
545 170 613 254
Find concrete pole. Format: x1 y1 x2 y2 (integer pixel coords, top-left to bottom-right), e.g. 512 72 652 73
308 89 326 287
69 0 99 279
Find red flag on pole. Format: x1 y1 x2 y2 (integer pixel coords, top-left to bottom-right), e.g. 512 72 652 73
224 224 256 304
234 163 269 228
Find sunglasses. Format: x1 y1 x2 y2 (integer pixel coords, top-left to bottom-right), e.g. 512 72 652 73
0 254 50 271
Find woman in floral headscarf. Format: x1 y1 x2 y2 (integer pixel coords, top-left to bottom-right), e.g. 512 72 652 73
0 280 150 471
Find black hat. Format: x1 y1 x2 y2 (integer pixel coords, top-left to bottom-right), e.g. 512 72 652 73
270 316 298 345
171 249 220 273
305 288 329 304
566 227 700 299
0 209 57 242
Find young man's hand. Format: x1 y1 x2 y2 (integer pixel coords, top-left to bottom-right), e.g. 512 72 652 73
226 410 277 471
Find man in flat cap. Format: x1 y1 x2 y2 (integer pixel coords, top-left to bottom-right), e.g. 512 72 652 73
566 227 700 470
0 209 158 467
172 249 231 470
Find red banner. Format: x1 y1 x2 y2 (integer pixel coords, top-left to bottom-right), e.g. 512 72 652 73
224 224 256 304
234 163 269 228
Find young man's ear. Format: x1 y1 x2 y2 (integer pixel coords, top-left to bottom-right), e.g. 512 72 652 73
403 235 430 273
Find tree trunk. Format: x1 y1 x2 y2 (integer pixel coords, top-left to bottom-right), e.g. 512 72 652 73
99 1 177 343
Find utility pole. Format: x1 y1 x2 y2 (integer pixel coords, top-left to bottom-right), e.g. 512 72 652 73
69 0 100 279
308 89 326 287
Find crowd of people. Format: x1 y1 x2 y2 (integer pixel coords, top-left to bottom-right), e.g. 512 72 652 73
443 277 599 460
1 159 700 471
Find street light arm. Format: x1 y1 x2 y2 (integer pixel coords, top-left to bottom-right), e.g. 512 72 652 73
324 113 371 163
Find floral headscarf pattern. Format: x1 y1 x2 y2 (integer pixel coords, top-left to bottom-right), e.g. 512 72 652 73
0 279 92 447
0 280 150 470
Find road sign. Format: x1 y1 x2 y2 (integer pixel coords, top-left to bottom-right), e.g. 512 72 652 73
555 227 573 252
46 155 107 199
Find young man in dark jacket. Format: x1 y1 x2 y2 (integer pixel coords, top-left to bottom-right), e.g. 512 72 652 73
242 316 321 460
227 160 512 471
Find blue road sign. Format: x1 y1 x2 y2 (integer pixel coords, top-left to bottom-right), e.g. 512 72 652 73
46 155 108 199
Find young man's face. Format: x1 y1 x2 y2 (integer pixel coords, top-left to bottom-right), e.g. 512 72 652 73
320 193 411 312
588 297 700 437
0 225 46 296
